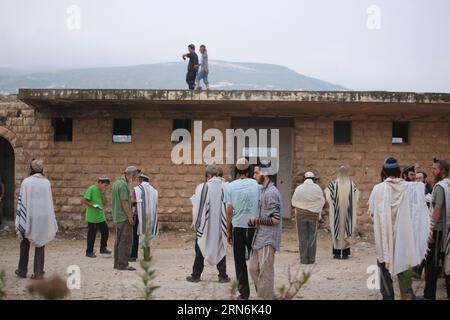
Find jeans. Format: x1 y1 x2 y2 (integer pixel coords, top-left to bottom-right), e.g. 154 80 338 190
195 70 209 84
232 227 256 299
191 240 227 278
86 221 109 254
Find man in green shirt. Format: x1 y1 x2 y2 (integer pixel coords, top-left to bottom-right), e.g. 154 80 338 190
112 166 139 270
82 176 111 258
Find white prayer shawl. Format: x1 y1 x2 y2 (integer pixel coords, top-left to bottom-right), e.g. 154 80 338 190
15 174 58 247
325 180 360 250
191 183 204 228
291 179 325 213
134 182 158 243
436 178 450 257
191 177 228 266
369 178 430 276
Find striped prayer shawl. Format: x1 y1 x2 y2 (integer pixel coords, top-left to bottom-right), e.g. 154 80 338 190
195 182 210 238
327 180 359 240
194 177 228 265
135 182 158 239
196 182 227 240
14 173 57 247
16 194 27 234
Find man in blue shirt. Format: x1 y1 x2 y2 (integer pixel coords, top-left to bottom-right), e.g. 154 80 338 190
194 44 209 90
226 158 260 300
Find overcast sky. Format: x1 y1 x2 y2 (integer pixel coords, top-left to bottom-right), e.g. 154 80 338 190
1 0 449 92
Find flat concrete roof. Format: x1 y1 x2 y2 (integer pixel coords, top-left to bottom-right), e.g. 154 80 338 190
16 89 450 116
18 88 450 103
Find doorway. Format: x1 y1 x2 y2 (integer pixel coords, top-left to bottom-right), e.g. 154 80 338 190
231 118 294 218
0 136 15 223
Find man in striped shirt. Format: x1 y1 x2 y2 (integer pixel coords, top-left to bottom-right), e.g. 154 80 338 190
248 164 282 300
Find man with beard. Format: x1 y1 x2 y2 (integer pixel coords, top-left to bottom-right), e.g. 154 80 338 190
402 166 416 182
249 163 282 299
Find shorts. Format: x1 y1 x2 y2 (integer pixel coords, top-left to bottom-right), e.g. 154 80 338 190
195 70 209 84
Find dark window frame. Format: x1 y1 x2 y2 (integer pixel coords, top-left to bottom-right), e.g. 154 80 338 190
172 119 192 143
333 121 352 145
113 118 132 143
392 121 410 145
52 118 73 142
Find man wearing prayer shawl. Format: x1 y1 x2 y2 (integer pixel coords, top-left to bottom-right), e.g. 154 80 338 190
291 171 325 265
422 159 450 300
369 157 430 300
187 164 230 283
15 160 58 279
130 174 158 261
325 166 359 260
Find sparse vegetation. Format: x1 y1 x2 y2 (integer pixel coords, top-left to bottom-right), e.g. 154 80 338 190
229 280 240 299
140 220 159 300
0 270 6 299
277 264 311 300
399 266 415 300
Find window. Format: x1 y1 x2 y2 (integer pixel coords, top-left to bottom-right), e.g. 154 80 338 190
113 119 132 143
172 119 192 142
334 121 352 144
173 119 192 132
53 118 72 141
392 121 409 144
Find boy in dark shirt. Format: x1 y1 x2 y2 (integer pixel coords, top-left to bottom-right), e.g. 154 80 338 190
182 44 199 90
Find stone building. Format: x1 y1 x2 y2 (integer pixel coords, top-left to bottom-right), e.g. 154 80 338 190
0 89 449 233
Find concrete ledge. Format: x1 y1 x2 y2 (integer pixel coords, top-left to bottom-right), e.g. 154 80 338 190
18 89 450 104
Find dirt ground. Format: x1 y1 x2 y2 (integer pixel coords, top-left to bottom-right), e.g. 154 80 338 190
0 221 448 300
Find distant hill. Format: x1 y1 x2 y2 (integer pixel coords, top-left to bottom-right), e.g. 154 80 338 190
0 60 347 93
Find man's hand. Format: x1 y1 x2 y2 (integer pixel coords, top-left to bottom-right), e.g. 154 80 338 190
106 213 113 221
248 218 257 226
428 227 434 244
227 231 232 245
128 215 134 226
182 54 186 60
